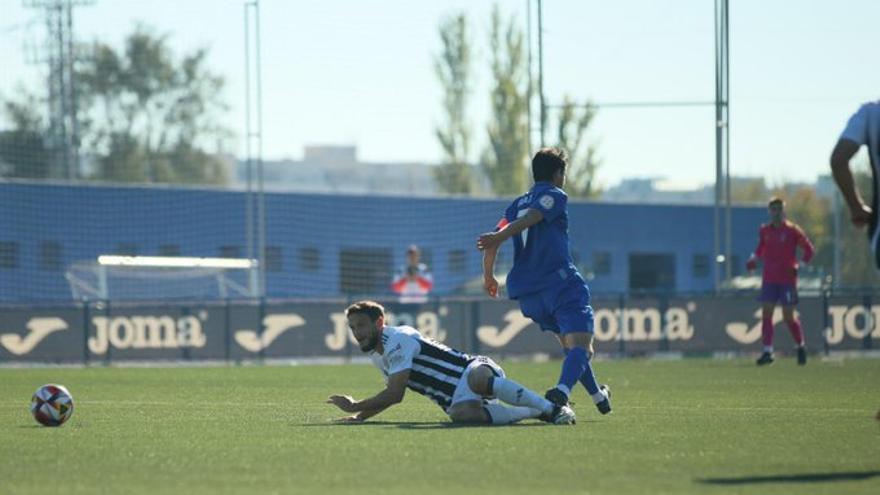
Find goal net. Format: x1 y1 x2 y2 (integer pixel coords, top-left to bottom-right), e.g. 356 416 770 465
65 256 258 301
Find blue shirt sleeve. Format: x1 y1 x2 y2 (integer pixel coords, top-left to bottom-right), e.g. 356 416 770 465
840 104 869 145
493 200 518 232
528 189 567 223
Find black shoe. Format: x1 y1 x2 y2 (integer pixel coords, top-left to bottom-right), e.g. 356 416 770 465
756 352 775 366
797 347 807 366
544 388 569 407
595 384 612 415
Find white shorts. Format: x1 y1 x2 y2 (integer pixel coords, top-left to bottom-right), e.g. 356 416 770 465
449 356 505 407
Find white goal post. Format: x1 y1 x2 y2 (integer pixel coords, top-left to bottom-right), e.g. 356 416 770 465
65 255 259 301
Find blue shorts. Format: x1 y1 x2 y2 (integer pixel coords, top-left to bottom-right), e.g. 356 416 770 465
759 283 798 305
517 275 594 335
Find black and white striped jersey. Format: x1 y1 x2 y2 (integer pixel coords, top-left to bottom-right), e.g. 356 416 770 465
370 325 473 411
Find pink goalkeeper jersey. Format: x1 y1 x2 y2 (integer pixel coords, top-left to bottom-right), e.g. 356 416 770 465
753 221 815 285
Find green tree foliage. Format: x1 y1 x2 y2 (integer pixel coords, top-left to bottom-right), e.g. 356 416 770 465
0 27 229 185
554 96 601 198
0 93 51 179
433 13 474 194
729 177 768 203
482 5 529 196
77 26 230 185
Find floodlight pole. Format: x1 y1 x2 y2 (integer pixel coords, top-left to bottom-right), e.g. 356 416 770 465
244 2 254 293
24 0 92 180
244 0 265 298
537 0 546 148
526 0 533 153
714 0 730 292
723 0 732 286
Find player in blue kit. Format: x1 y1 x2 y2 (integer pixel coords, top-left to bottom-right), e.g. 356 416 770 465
476 147 611 415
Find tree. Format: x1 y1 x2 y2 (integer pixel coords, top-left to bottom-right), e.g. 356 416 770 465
729 177 768 203
77 26 230 184
482 5 529 196
0 92 51 179
433 13 474 195
554 96 601 198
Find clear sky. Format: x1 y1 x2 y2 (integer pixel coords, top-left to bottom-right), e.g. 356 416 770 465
1 0 878 188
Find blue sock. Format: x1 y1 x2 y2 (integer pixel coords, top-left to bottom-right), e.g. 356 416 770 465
557 347 588 395
563 348 600 395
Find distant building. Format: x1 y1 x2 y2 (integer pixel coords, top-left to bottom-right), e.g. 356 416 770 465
601 178 714 204
601 176 771 205
233 145 439 196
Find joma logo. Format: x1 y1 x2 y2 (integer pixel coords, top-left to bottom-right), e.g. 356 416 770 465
0 318 68 355
476 304 697 348
235 314 305 352
89 314 207 355
725 308 797 344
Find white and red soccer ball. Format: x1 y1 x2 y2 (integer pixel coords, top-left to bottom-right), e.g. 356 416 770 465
30 384 74 427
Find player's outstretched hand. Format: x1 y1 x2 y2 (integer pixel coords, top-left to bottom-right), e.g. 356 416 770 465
483 276 499 298
331 414 365 424
326 395 358 413
851 204 873 228
745 257 757 272
477 232 501 251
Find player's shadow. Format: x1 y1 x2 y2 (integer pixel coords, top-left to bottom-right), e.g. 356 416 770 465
395 421 547 430
293 420 547 429
294 420 427 427
697 470 880 485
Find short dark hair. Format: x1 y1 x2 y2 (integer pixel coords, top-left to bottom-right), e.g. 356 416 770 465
532 147 569 182
768 196 784 208
345 300 385 322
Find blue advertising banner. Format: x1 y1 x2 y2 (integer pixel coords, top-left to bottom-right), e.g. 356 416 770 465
0 295 876 363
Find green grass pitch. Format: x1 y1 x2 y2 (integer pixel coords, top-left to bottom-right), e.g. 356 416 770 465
1 358 878 494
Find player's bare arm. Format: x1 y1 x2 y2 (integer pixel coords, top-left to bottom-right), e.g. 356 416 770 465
331 407 389 423
746 248 760 272
481 243 500 298
476 208 544 251
796 228 815 264
831 138 873 226
326 369 410 415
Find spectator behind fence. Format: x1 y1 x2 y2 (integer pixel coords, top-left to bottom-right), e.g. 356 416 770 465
391 245 433 304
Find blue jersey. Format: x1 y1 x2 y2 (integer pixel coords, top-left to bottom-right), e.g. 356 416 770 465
496 182 580 299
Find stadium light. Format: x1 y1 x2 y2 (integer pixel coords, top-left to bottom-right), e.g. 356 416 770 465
97 255 257 269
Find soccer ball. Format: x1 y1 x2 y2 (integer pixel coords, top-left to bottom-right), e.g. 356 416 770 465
30 384 74 427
